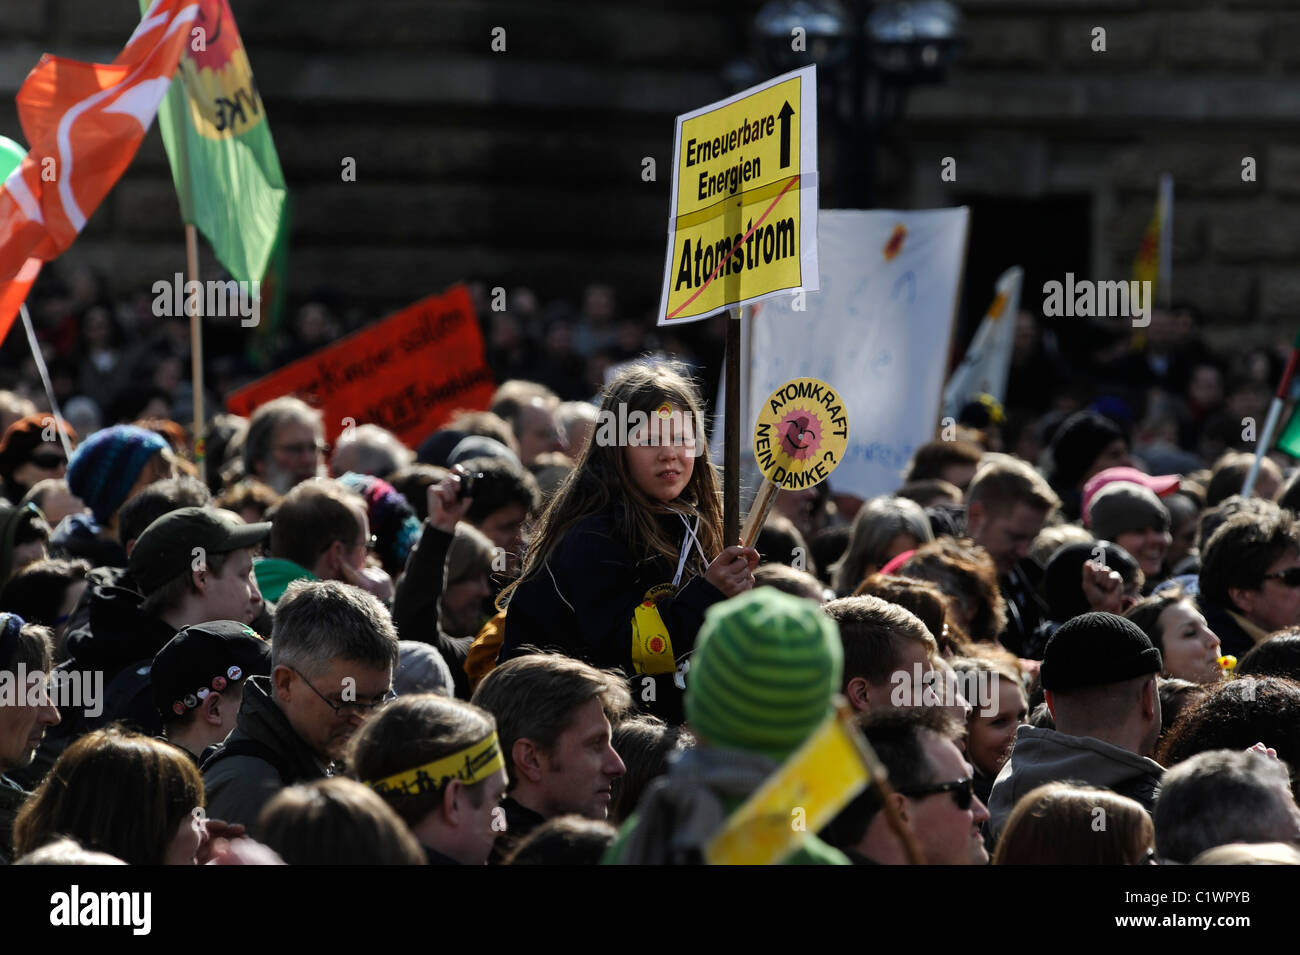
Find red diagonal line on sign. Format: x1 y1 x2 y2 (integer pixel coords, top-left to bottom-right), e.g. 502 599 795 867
666 174 801 321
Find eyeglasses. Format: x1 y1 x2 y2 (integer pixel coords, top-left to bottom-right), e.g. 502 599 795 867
28 452 66 470
897 776 975 811
290 667 396 716
1262 567 1300 588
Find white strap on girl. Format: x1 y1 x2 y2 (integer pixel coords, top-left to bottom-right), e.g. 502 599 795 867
674 514 708 588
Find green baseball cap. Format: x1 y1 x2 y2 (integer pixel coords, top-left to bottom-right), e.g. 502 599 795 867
129 506 270 595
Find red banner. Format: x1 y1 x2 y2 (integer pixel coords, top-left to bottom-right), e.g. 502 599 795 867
227 284 495 448
0 0 199 281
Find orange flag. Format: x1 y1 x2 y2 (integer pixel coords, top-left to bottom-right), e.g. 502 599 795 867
0 0 199 282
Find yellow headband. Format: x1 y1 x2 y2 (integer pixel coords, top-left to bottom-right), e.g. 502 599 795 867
368 731 505 797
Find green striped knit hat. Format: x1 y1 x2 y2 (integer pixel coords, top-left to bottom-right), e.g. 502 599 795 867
686 588 842 764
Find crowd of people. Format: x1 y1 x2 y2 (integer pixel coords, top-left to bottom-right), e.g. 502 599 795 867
1 279 1299 867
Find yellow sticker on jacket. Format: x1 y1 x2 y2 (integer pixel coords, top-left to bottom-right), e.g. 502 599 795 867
631 584 677 675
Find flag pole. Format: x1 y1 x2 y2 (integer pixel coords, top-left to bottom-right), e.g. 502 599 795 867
18 303 74 458
185 223 206 466
724 307 742 545
1157 172 1174 309
1242 329 1300 498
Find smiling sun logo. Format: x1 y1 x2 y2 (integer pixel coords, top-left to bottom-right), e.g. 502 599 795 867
180 0 267 140
777 407 821 461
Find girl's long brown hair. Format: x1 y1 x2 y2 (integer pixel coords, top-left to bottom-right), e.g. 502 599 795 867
14 727 202 865
500 363 723 608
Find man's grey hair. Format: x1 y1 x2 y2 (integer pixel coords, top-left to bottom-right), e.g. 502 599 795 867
271 579 399 678
555 401 597 448
1154 749 1300 864
244 396 323 476
330 423 413 479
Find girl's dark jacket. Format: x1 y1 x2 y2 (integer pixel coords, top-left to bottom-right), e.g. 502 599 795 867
501 508 724 724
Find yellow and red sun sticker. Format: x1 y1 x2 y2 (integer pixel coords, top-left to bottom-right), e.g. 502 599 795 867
753 378 849 490
631 584 678 676
180 0 268 140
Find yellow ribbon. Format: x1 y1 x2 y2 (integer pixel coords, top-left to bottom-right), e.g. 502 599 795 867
367 731 504 796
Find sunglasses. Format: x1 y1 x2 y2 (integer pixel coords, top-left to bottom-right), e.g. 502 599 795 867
898 776 975 811
28 452 66 470
1262 568 1300 588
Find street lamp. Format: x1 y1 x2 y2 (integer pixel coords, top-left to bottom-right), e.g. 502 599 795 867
754 0 851 75
752 0 962 207
867 1 962 79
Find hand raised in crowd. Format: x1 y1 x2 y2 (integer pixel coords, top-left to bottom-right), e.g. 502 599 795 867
204 837 287 866
340 556 395 603
1247 742 1280 761
705 544 760 597
1081 558 1124 615
195 818 242 865
428 471 474 534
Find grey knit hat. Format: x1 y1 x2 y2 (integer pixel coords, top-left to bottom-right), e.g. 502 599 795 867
1088 481 1170 540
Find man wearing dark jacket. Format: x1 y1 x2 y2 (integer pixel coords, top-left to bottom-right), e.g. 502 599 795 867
202 580 399 835
153 621 272 762
472 653 630 863
1197 510 1300 658
965 456 1059 658
15 507 270 788
82 508 268 734
392 478 479 698
988 612 1164 841
54 475 215 645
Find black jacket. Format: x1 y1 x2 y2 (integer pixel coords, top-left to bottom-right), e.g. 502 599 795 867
489 796 545 865
61 565 133 645
0 775 27 865
501 509 725 724
1197 598 1258 659
201 675 328 834
392 522 473 699
998 558 1050 659
12 581 179 789
62 581 177 690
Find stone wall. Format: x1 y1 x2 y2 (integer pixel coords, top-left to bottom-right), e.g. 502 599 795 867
904 0 1300 345
1 0 1295 340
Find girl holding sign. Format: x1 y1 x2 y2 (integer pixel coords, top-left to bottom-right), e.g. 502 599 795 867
498 364 758 723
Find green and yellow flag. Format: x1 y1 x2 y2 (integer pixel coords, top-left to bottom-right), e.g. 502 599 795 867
706 702 873 865
144 0 287 284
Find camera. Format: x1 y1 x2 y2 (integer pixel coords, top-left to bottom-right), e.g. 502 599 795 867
453 465 483 499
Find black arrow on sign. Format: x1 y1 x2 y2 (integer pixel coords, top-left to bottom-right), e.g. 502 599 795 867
778 101 794 169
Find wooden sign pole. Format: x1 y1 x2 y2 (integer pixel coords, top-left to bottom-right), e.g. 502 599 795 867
723 308 742 545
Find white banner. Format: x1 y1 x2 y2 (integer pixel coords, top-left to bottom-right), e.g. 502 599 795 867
942 265 1023 420
713 208 969 502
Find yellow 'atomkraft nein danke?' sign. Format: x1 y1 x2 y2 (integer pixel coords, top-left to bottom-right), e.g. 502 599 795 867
657 65 819 325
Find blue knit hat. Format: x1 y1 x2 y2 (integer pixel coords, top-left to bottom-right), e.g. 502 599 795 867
67 425 169 524
337 471 422 576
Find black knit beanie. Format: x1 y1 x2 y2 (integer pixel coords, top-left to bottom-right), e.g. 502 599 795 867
1050 411 1125 491
1040 611 1163 692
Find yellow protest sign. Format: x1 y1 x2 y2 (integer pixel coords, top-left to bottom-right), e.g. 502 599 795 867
706 703 871 866
753 377 849 490
658 65 819 325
